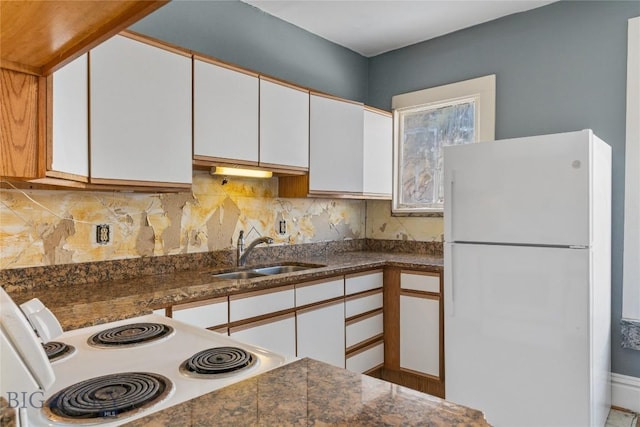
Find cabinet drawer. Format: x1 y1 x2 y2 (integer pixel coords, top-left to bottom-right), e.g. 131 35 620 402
229 286 294 322
401 272 440 293
346 341 384 374
345 271 383 295
172 297 228 329
346 311 383 348
229 313 296 357
345 290 382 318
295 277 344 307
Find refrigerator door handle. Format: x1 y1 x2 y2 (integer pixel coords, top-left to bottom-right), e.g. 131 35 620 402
444 170 455 240
445 244 454 317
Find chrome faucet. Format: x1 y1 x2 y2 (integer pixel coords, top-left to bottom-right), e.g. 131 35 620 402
237 230 273 266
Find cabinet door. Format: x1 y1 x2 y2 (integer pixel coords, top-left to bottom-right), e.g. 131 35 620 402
297 300 345 368
50 53 88 179
230 313 296 357
229 286 294 323
363 108 392 197
0 69 42 179
194 58 259 164
89 35 192 185
400 294 439 377
259 78 309 170
309 93 363 194
346 341 384 374
171 297 228 330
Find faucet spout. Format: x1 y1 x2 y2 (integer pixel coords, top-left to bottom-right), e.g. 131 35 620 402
237 234 273 267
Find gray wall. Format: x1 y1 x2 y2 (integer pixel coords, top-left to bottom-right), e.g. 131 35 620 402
369 0 640 378
131 0 368 102
133 0 640 377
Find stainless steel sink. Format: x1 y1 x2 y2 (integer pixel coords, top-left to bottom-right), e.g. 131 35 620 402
212 270 267 280
253 265 315 275
210 263 325 280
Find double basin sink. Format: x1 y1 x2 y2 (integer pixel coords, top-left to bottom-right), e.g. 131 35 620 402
211 263 325 280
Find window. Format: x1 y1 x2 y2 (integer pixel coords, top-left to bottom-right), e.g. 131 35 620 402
392 75 495 215
623 16 640 322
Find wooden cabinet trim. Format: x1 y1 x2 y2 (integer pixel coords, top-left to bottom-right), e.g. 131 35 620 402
399 289 440 300
310 91 363 107
260 75 309 93
295 296 344 314
345 269 384 281
172 296 228 311
345 288 382 302
401 270 441 278
119 30 192 58
256 161 308 174
294 276 344 290
364 105 392 117
228 311 295 333
346 336 384 357
345 307 383 325
399 367 441 382
193 155 260 169
229 284 295 301
89 177 191 189
0 69 45 179
194 54 259 77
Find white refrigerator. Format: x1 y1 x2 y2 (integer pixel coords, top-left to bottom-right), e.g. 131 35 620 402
443 129 611 427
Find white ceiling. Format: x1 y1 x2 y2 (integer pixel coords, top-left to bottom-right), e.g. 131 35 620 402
242 0 555 57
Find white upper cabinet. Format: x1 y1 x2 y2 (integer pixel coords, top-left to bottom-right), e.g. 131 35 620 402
309 93 364 195
50 53 89 179
363 107 392 197
89 34 192 186
259 77 309 170
194 57 259 165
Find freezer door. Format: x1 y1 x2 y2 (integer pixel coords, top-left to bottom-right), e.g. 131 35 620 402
444 243 597 427
444 130 592 246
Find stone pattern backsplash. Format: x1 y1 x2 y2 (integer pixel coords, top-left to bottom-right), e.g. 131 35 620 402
0 172 366 269
1 174 444 271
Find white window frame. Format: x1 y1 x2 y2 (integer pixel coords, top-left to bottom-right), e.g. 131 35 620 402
391 74 496 215
623 16 640 321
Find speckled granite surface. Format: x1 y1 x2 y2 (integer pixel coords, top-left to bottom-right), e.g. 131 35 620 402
125 358 488 427
1 242 442 330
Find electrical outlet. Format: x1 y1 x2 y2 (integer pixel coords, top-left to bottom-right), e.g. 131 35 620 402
278 220 286 235
96 224 110 245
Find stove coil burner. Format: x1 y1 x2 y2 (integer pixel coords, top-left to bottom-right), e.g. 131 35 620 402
44 372 172 423
181 346 256 378
42 341 75 362
88 323 173 348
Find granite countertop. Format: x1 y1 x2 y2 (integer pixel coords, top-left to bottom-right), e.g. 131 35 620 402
8 251 443 330
126 358 488 427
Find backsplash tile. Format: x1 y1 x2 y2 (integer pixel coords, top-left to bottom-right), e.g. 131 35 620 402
0 172 365 269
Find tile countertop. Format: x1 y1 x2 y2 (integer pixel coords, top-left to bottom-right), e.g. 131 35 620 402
8 251 443 331
125 358 489 427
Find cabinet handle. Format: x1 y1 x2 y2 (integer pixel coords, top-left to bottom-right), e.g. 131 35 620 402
445 244 455 317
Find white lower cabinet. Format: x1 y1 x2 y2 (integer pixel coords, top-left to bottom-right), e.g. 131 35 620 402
171 297 228 330
296 300 345 368
398 271 442 379
346 341 384 374
229 313 296 357
399 293 440 377
346 310 383 349
229 286 294 322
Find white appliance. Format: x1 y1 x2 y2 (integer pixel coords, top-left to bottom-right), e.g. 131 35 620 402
0 287 294 426
443 129 611 427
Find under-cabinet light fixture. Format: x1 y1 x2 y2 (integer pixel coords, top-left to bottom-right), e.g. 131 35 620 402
210 166 273 179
